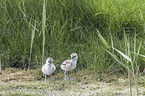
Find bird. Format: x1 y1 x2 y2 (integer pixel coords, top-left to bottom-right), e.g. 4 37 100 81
42 57 56 82
60 53 78 80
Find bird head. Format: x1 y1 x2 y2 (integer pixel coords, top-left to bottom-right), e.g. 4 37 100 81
46 57 53 64
71 53 78 60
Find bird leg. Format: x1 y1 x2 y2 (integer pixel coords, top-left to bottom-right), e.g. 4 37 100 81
64 71 67 80
68 71 70 80
44 75 47 82
68 71 74 80
51 74 55 80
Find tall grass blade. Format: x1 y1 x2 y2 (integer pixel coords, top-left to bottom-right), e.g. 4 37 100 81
28 22 36 71
133 32 136 62
103 48 133 75
123 31 132 96
134 38 141 96
17 4 27 18
96 30 110 49
134 53 145 58
110 32 114 52
135 42 142 75
124 30 128 56
126 38 132 96
137 42 142 60
0 55 1 74
42 0 46 65
113 48 132 62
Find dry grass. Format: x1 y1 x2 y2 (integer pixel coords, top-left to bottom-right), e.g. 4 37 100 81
0 68 145 96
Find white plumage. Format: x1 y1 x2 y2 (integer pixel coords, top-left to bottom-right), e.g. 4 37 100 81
61 53 78 80
42 57 56 81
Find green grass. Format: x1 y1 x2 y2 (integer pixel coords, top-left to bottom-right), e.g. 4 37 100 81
97 29 145 95
0 68 145 96
0 1 145 95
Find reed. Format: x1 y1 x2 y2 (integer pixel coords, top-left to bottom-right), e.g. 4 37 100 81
0 55 2 74
42 0 46 66
0 0 145 73
28 22 36 71
97 29 145 96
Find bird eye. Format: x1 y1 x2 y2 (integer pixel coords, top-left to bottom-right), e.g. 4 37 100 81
71 56 76 59
48 61 51 63
48 60 53 64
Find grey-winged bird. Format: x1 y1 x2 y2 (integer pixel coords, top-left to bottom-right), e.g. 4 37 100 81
60 53 78 80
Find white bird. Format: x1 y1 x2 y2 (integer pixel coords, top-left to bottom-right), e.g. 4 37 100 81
61 53 78 80
42 57 56 82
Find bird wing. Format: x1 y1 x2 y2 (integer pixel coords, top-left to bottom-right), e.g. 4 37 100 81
61 59 72 69
42 63 53 75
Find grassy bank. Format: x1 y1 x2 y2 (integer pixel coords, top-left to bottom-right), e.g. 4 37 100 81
0 0 145 73
0 68 145 96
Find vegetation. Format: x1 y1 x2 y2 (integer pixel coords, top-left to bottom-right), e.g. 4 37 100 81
1 0 145 71
0 68 145 96
97 29 145 95
0 0 145 95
